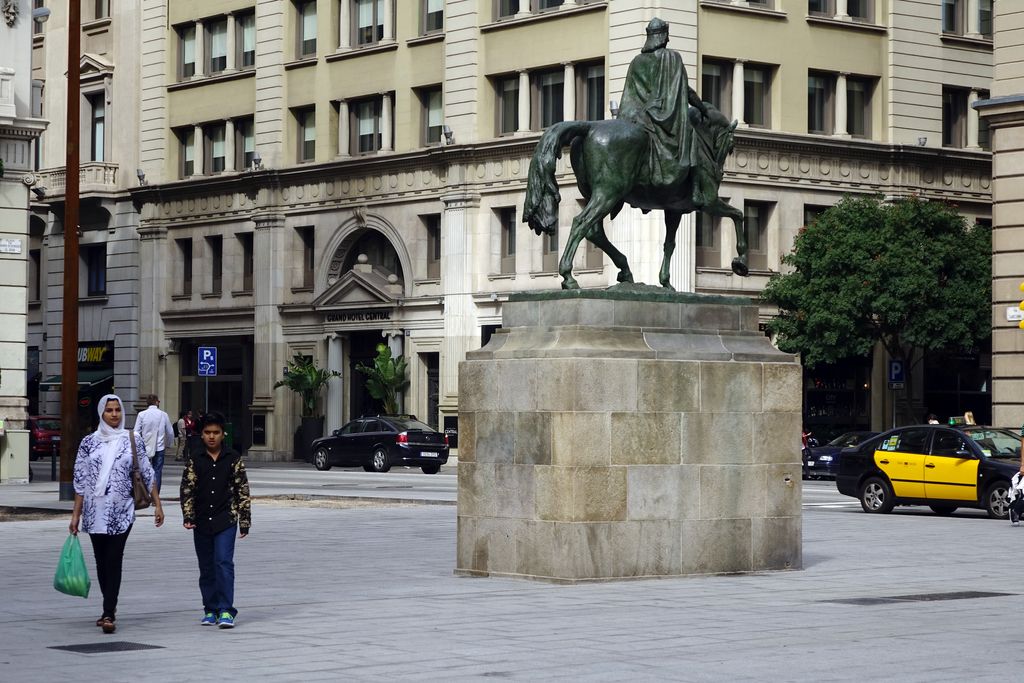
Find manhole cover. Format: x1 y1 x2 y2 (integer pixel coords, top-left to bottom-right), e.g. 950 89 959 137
826 591 1013 606
50 641 164 654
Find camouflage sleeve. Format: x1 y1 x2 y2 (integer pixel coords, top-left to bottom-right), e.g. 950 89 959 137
180 455 197 525
233 458 251 534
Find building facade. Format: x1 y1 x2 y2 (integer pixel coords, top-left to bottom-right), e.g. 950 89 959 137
28 0 996 459
1 0 46 481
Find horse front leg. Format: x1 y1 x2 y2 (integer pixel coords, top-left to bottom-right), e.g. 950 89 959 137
660 210 683 290
560 195 617 289
586 224 632 284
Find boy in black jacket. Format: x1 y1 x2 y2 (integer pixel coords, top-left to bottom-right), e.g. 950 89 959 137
180 411 251 628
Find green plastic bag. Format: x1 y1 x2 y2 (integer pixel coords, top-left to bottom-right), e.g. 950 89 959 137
53 534 91 599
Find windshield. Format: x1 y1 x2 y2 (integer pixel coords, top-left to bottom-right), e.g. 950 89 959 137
387 418 435 432
828 432 873 448
963 428 1021 459
35 419 61 430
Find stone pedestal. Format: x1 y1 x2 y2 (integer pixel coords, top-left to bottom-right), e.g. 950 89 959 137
456 289 802 582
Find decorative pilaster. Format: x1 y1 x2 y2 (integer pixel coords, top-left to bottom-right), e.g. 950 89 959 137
224 118 236 172
225 13 237 71
380 92 393 152
517 70 531 133
251 211 288 456
382 0 394 42
192 124 204 175
834 72 850 138
194 20 206 77
732 60 746 127
337 99 349 157
835 0 849 20
137 221 170 409
326 333 344 432
439 191 481 416
338 0 350 50
562 62 575 122
967 89 981 149
967 0 981 37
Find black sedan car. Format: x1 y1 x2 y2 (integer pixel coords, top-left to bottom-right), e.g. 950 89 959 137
803 430 878 480
836 425 1021 518
310 415 449 474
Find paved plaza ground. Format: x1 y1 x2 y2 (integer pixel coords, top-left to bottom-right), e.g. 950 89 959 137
0 489 1017 682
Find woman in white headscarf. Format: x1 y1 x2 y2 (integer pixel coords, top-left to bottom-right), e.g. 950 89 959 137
69 395 164 634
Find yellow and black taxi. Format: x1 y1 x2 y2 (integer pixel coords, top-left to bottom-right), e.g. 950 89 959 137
836 425 1022 518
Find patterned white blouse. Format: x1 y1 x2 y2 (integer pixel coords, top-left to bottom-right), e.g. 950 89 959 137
73 432 154 535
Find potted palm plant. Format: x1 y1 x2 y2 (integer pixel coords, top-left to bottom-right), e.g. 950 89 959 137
274 353 340 460
355 343 409 415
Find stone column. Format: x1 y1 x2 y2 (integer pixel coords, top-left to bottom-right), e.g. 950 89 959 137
337 99 350 157
562 62 575 122
380 92 393 152
967 0 981 36
732 60 745 127
137 219 169 430
224 118 236 172
835 0 849 20
338 0 350 50
382 0 394 42
193 124 204 175
517 70 531 133
251 211 288 460
439 191 481 422
226 13 237 71
195 20 206 77
326 333 344 433
834 72 850 137
967 89 981 149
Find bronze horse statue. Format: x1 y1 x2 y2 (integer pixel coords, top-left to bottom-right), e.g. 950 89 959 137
523 103 749 290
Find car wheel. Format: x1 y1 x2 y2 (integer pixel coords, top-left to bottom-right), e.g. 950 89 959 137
859 476 895 514
421 464 441 474
929 505 957 516
312 447 332 471
371 448 391 473
362 464 374 472
985 481 1010 519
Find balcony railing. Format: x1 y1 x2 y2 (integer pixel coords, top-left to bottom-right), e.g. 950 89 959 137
35 162 120 196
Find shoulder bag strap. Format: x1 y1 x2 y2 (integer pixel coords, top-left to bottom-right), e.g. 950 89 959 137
130 431 139 472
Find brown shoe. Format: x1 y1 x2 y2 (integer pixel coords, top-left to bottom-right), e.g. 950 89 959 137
100 617 116 634
95 617 105 627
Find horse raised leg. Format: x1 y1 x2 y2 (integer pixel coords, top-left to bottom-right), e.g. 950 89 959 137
560 193 621 289
702 198 747 276
659 210 683 290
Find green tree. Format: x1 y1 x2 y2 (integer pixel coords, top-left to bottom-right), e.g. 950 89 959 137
762 195 991 417
273 353 340 417
355 343 410 415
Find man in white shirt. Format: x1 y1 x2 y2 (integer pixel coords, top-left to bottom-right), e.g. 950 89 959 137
135 394 175 492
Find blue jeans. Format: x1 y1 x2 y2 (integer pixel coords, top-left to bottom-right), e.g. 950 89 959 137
152 449 165 492
193 525 237 617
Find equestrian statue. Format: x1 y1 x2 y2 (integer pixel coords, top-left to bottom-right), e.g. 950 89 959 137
523 18 749 290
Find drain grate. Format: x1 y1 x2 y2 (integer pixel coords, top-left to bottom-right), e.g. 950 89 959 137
49 641 164 654
827 590 1014 606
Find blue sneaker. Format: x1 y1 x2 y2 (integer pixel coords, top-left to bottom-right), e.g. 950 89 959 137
201 612 217 626
217 612 235 629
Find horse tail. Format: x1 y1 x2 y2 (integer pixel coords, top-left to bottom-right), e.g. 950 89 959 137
523 121 592 235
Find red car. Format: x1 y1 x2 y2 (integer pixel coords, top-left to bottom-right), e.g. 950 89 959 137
28 416 61 460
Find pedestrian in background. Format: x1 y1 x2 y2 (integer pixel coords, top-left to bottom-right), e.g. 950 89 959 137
70 394 164 634
135 394 175 492
180 411 251 629
175 411 187 461
964 411 977 425
927 414 939 424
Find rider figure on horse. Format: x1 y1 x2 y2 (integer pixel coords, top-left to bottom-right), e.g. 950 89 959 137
618 18 709 195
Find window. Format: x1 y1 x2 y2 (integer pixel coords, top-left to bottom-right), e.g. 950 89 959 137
980 0 993 38
497 0 520 19
29 249 41 302
351 98 382 154
578 63 605 121
423 0 443 33
207 236 223 295
297 0 317 57
179 25 196 79
179 127 196 177
701 59 731 117
942 0 964 34
808 0 833 16
744 64 771 128
807 72 834 135
536 0 564 11
298 226 315 288
355 0 384 46
87 92 105 162
978 89 991 151
498 207 516 274
496 76 519 135
847 0 871 21
803 205 829 228
235 117 256 170
942 87 968 148
534 69 564 129
696 212 720 268
420 87 443 146
423 214 441 279
238 12 256 68
889 428 930 454
205 123 227 173
296 107 316 162
94 0 109 20
239 232 254 292
33 0 44 35
744 202 770 271
83 244 106 297
208 18 228 73
931 430 967 456
177 238 193 296
847 76 873 138
542 224 559 272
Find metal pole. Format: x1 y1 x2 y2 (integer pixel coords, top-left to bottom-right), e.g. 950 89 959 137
59 0 82 501
205 376 208 414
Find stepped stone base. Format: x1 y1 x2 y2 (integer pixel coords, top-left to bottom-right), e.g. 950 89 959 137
456 289 803 582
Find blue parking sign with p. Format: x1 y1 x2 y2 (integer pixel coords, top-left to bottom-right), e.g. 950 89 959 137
888 359 904 383
198 346 217 377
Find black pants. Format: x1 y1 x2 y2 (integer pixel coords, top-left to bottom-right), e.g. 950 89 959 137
89 525 132 619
